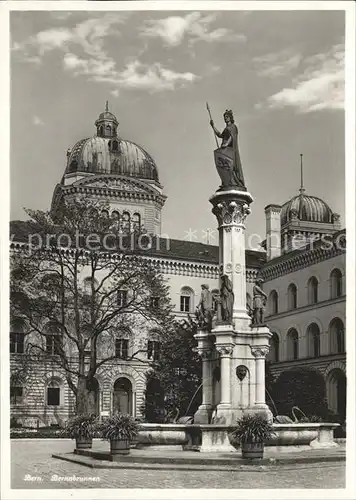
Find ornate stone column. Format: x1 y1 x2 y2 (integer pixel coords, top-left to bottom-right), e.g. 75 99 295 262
210 190 253 330
216 345 234 406
250 345 270 408
194 330 214 424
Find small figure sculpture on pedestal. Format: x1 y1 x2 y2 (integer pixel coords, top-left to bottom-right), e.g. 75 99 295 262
195 284 213 332
252 279 267 326
218 274 234 324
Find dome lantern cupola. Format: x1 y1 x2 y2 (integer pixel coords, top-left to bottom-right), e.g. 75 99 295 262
95 101 119 139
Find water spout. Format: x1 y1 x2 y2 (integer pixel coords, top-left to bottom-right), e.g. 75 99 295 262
184 383 203 417
265 388 278 416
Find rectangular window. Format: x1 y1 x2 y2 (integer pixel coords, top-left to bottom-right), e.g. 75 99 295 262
117 290 128 307
47 387 60 406
115 338 129 359
150 297 159 309
46 335 62 355
10 332 24 354
10 386 23 405
147 341 160 361
180 296 190 313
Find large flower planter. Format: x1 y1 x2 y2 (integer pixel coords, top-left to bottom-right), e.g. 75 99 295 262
241 441 264 459
75 437 92 450
110 439 130 456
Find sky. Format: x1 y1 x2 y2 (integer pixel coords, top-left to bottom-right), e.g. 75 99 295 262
10 9 345 248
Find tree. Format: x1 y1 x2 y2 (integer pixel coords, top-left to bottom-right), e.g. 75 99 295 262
142 317 202 422
272 367 329 419
10 200 173 415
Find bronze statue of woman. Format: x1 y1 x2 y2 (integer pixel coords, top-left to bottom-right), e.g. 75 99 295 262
209 109 246 191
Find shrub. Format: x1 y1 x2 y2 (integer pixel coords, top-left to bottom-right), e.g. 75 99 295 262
232 414 275 444
65 414 98 440
100 413 140 441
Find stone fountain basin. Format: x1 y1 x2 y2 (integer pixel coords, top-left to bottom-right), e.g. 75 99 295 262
136 423 340 452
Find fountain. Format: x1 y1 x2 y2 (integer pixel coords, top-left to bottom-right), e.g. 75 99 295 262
136 107 340 453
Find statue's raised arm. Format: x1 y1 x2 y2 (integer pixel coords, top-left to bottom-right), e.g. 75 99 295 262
207 107 247 192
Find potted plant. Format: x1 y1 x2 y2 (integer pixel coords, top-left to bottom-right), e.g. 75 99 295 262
100 413 140 457
232 413 275 459
65 414 98 450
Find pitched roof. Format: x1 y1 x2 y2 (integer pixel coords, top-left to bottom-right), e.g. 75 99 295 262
10 220 266 268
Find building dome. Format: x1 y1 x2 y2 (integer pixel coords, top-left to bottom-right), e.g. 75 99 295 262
280 193 334 226
97 110 117 122
66 136 159 182
65 104 159 183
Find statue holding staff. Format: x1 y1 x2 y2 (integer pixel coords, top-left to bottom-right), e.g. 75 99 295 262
206 105 246 191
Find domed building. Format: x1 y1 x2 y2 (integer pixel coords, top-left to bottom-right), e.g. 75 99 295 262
51 102 166 236
10 104 265 427
262 164 346 422
9 108 346 428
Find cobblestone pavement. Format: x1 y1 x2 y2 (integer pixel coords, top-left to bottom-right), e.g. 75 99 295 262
10 440 345 490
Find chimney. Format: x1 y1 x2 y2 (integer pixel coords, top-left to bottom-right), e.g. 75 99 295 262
264 204 282 261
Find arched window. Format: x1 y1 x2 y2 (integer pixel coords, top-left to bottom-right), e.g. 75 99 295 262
132 213 141 232
101 209 109 218
180 286 194 313
99 126 104 136
307 323 321 358
329 318 345 354
287 283 297 310
269 290 278 315
106 124 112 136
307 277 319 304
46 378 63 406
287 328 299 360
330 269 343 298
111 140 119 152
269 332 280 362
45 323 63 356
121 212 131 233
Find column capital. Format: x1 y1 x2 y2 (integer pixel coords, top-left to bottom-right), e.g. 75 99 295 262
216 344 234 357
250 345 269 359
211 199 251 228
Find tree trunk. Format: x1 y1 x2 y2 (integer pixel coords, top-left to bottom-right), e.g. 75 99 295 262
76 376 99 415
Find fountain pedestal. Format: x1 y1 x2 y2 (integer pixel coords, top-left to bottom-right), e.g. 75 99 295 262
194 188 273 425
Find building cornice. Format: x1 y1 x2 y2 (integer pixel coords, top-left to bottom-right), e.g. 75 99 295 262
10 241 260 282
261 232 346 281
265 295 346 321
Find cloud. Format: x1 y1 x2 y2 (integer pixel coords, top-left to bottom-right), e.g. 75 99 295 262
64 56 198 91
140 13 245 47
13 13 198 94
12 14 126 61
117 61 197 91
33 115 44 126
254 49 302 78
267 44 344 113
